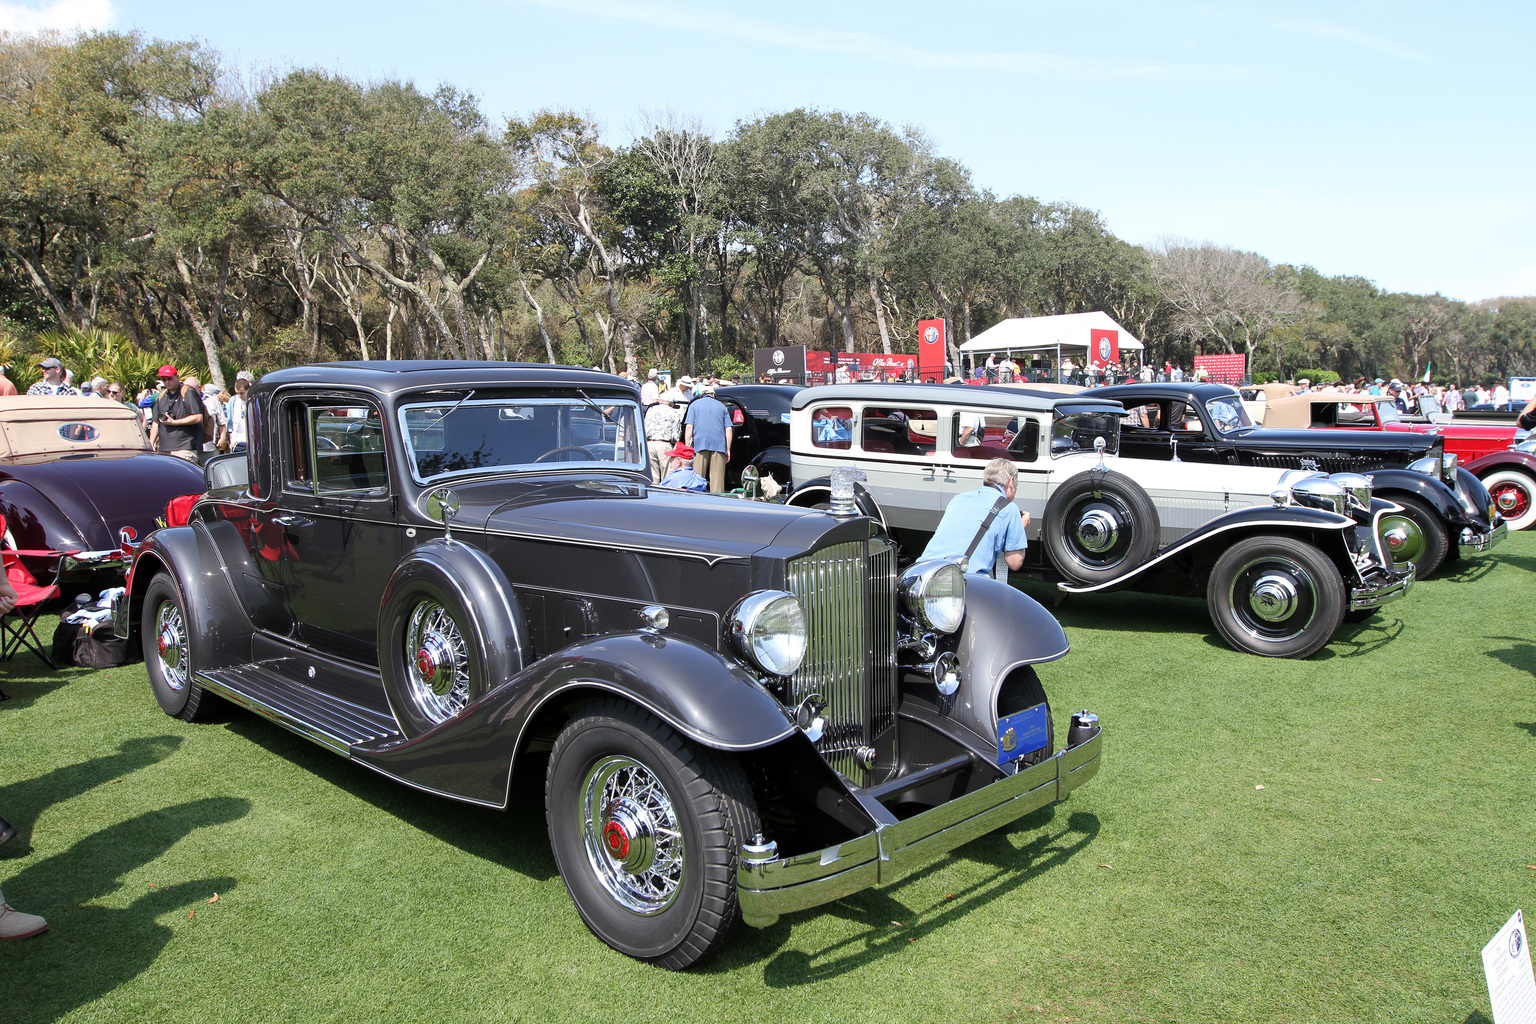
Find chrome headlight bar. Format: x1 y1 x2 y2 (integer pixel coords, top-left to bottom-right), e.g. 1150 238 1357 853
898 560 967 634
727 590 808 677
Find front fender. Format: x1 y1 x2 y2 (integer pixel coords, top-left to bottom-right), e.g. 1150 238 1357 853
1059 505 1354 594
1369 468 1471 526
1465 449 1536 477
119 522 258 670
351 632 795 807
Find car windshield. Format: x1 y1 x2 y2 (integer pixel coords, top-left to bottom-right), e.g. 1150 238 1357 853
1205 396 1255 434
1051 410 1121 457
1376 402 1402 424
398 394 644 483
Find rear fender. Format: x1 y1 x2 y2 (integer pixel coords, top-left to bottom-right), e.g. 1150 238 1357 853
351 632 796 807
1465 449 1536 478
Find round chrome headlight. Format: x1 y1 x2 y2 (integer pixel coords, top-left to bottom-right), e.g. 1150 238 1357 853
1514 437 1536 455
1407 455 1441 480
899 560 967 634
1291 478 1347 515
727 591 807 677
1441 453 1457 480
1330 473 1373 511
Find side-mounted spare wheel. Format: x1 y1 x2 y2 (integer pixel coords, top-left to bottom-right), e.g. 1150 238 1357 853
143 572 220 722
1375 494 1449 576
378 544 526 738
1042 470 1160 584
546 698 760 970
1206 535 1346 658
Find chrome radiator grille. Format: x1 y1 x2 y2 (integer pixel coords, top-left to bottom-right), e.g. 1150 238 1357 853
785 538 898 781
1248 453 1387 474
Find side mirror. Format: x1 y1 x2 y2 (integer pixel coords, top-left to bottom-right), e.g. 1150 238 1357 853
427 487 460 540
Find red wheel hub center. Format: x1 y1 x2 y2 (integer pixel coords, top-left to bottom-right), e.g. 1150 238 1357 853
158 633 169 657
416 649 434 680
603 820 630 859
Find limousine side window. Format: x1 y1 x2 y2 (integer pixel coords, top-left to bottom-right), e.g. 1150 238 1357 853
861 407 936 455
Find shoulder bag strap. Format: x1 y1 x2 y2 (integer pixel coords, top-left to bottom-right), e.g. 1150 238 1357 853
963 490 1014 562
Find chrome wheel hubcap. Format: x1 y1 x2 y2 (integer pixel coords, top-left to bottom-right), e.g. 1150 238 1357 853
1248 572 1299 621
405 600 470 723
155 601 187 692
1075 508 1121 553
582 755 683 914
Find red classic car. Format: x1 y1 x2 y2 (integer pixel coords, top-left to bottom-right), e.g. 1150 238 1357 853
1263 393 1536 530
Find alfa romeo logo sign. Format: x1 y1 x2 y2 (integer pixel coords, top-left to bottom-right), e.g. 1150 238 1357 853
1098 337 1111 361
923 326 939 345
771 349 785 367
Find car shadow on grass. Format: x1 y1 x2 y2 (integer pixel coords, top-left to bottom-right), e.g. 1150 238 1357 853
0 655 89 707
741 807 1099 984
223 712 558 882
1434 557 1498 584
0 796 249 1024
1485 636 1536 678
0 735 183 854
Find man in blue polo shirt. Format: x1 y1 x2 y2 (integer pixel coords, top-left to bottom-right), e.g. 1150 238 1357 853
919 458 1031 579
682 385 732 493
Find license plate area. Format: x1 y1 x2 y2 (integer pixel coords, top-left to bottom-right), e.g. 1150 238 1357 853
996 703 1048 764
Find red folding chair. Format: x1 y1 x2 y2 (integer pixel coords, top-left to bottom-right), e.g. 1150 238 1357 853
0 513 64 675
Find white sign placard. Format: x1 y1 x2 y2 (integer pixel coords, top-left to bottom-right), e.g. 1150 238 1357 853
1484 909 1536 1024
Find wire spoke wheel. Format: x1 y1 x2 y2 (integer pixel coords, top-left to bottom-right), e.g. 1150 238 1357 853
155 600 188 693
581 755 685 915
404 599 471 724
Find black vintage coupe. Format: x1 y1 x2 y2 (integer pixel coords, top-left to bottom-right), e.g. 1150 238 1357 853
1092 382 1506 576
114 362 1102 969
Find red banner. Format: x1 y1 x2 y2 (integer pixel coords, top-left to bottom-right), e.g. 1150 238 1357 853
1194 354 1247 385
1089 328 1119 368
918 319 947 382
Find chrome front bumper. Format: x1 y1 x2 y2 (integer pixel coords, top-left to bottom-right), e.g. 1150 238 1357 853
1459 518 1508 558
737 723 1103 928
1348 563 1415 612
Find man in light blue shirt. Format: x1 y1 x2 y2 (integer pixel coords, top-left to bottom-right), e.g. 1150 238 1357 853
682 385 733 493
919 459 1031 579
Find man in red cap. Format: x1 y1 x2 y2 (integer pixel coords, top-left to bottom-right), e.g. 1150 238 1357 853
147 364 206 463
658 442 708 491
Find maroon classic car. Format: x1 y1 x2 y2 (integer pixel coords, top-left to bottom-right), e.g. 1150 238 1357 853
0 396 206 580
1263 392 1536 531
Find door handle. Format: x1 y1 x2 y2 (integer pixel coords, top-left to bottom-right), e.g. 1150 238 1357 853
271 514 313 530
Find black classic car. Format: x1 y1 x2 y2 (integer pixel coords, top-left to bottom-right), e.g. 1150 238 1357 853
1092 382 1507 576
0 395 205 581
114 362 1102 968
715 383 798 489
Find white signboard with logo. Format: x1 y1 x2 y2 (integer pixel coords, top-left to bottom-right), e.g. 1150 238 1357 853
1483 909 1536 1023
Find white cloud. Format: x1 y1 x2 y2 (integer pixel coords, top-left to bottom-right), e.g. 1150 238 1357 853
0 0 114 34
512 0 1244 81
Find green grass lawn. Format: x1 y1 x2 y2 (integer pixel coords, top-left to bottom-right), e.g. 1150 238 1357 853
3 536 1533 1023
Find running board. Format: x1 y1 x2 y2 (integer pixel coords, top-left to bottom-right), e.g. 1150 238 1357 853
198 664 404 755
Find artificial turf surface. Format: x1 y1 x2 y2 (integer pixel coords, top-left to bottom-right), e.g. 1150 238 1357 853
2 533 1532 1023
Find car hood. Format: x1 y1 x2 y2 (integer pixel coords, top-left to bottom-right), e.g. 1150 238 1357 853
460 475 843 562
1231 426 1439 453
0 450 205 550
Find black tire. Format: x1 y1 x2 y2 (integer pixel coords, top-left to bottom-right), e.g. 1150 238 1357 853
142 572 219 721
1043 470 1160 584
545 699 760 970
1376 494 1449 576
378 561 493 738
1207 536 1346 658
998 666 1053 770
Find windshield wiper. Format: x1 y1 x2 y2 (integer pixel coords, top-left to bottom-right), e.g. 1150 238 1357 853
575 389 620 423
423 389 476 429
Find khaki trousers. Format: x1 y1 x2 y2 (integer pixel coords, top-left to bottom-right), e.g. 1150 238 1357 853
693 450 727 493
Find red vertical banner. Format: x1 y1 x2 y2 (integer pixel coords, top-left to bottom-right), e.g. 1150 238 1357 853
1090 328 1119 367
918 319 947 381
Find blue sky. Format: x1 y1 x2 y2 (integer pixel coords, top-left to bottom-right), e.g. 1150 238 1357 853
6 0 1532 302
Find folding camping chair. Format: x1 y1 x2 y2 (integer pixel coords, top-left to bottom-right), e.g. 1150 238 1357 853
0 513 64 678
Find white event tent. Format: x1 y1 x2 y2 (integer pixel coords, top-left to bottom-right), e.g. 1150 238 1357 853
958 311 1142 376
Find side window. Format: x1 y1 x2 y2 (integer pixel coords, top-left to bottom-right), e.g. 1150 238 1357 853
811 407 854 450
953 410 1031 461
1123 402 1164 430
285 399 388 496
1168 402 1202 432
861 407 936 455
